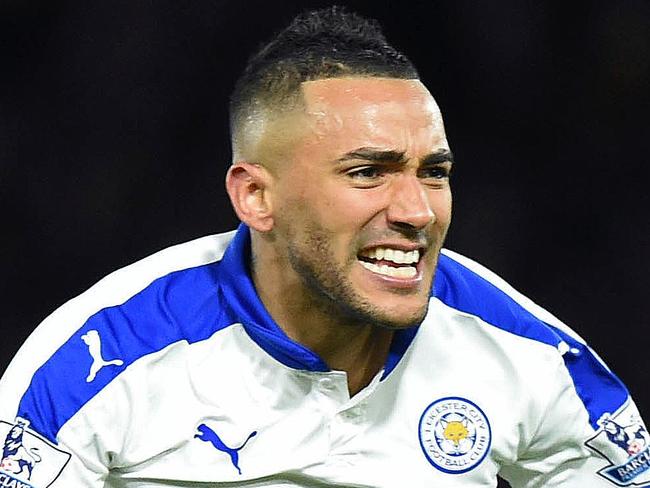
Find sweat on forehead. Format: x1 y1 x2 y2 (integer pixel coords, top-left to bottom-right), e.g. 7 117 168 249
300 77 438 113
233 77 444 166
296 78 446 155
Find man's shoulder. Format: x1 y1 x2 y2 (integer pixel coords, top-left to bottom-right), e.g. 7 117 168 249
0 230 239 430
18 229 237 351
431 248 630 435
434 248 583 347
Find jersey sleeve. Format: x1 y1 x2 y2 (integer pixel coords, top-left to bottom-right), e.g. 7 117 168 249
0 233 231 488
437 249 650 488
0 256 163 487
500 345 650 488
0 279 166 488
0 330 112 487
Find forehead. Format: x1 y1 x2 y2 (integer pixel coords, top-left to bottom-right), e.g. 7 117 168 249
301 77 436 110
297 77 447 156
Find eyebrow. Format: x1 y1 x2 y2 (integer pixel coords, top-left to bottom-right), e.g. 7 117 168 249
422 149 454 166
337 147 454 165
338 148 408 164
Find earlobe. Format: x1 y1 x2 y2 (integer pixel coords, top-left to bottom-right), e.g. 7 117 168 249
225 162 274 232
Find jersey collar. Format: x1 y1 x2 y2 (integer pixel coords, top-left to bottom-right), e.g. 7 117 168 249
217 224 418 378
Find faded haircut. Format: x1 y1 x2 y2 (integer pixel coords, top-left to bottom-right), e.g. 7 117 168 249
229 6 419 159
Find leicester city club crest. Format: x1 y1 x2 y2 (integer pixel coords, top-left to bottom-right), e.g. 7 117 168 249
418 396 491 474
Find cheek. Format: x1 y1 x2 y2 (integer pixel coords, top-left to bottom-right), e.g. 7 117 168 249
291 174 374 226
317 188 383 234
430 189 452 225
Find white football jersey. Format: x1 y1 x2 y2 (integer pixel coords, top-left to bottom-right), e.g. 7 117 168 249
0 225 648 488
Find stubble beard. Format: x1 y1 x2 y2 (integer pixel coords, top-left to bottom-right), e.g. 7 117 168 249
285 223 434 330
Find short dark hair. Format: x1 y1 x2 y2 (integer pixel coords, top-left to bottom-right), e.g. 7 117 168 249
229 6 418 150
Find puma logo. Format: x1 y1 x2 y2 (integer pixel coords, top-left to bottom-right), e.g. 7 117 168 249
81 330 124 383
195 423 257 475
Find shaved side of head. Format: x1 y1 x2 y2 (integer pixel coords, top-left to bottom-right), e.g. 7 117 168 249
229 6 419 166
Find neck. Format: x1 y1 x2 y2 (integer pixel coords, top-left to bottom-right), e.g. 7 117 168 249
251 235 394 396
286 311 393 396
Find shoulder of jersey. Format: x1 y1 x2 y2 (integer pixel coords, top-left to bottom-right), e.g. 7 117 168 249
0 238 631 444
0 230 238 434
434 248 629 431
435 248 585 346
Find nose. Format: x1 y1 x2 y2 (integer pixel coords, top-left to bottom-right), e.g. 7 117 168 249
386 174 435 230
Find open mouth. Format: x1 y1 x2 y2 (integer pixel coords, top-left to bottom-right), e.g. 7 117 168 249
357 246 422 279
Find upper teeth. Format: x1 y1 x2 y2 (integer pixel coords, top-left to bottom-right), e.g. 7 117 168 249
360 247 420 265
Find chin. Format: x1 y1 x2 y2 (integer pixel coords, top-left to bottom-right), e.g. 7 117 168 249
374 309 429 330
343 298 431 330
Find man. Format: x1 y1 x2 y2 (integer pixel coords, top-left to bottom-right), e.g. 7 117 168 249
0 7 647 488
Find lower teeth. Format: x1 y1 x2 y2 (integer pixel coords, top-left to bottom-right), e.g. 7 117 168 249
359 260 417 278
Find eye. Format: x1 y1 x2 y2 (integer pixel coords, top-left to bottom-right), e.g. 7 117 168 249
419 165 451 181
346 166 383 180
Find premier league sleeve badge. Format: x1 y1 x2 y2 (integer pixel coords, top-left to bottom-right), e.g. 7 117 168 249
0 418 71 488
586 402 650 487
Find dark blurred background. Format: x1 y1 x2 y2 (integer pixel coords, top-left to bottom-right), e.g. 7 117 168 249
1 2 648 485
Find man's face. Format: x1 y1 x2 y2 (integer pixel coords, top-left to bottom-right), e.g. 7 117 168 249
268 77 452 329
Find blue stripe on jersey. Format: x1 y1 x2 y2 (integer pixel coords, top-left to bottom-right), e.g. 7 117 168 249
382 325 419 379
17 224 423 443
18 261 229 443
216 225 330 372
217 225 419 377
16 226 333 443
433 252 629 429
29 226 623 444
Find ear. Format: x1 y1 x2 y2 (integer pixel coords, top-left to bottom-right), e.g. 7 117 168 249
226 162 274 232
